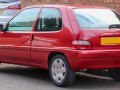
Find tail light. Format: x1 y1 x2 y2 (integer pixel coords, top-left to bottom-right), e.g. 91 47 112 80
72 40 93 50
8 4 21 10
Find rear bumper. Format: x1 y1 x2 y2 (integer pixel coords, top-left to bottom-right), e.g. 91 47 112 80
67 49 120 71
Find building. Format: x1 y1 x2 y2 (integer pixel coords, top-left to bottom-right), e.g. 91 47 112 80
20 0 120 12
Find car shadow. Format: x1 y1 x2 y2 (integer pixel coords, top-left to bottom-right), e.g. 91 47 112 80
0 64 120 89
0 64 51 82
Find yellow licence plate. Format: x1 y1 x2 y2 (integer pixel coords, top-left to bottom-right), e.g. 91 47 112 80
101 37 120 44
0 10 4 14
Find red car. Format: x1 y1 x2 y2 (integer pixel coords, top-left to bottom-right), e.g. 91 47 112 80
0 4 120 87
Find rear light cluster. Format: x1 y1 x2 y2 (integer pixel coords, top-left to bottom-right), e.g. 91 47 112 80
72 40 93 50
8 4 21 10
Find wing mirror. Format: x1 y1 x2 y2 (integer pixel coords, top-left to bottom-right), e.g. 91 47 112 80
0 24 6 32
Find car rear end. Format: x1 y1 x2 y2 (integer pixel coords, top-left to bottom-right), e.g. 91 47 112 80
0 0 21 24
67 6 120 70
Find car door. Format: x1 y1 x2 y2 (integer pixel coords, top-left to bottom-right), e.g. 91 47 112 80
31 7 73 67
0 8 40 63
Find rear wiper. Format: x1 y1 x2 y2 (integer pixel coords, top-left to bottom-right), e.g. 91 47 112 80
109 24 120 29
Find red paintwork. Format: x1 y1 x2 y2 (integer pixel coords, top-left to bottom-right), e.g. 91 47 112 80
0 5 120 71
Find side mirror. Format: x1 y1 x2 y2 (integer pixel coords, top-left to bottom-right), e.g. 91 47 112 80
0 24 4 31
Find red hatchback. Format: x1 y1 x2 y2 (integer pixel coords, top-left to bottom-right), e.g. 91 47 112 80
0 4 120 87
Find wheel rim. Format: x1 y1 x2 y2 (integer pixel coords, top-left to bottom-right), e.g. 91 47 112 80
51 58 66 83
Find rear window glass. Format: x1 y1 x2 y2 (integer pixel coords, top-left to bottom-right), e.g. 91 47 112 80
74 9 120 29
0 0 19 3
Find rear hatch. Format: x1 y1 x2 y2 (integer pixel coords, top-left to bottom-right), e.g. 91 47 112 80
0 0 20 24
74 8 120 49
74 8 120 58
82 29 120 49
0 0 20 15
0 1 9 14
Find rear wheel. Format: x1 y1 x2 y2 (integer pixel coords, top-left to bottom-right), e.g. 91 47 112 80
49 55 75 87
108 68 120 81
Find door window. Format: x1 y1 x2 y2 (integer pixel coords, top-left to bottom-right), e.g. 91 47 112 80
7 8 40 31
36 8 62 31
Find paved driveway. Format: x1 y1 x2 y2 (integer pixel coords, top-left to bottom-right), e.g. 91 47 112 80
0 64 120 90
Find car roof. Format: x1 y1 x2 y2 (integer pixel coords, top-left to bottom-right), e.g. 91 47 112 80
25 4 108 9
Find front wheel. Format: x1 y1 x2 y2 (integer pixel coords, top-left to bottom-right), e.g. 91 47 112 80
49 55 75 87
108 68 120 81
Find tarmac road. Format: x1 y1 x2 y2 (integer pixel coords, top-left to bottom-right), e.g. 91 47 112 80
0 63 120 90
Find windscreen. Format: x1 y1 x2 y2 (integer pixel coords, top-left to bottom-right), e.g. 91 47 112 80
74 9 120 29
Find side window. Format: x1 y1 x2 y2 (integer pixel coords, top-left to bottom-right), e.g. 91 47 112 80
36 8 62 31
7 8 40 31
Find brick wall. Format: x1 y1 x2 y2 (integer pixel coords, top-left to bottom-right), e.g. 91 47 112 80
20 0 120 12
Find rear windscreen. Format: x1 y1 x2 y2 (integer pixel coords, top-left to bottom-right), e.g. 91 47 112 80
74 9 120 29
0 0 19 3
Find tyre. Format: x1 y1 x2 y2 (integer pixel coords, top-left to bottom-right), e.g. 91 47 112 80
108 68 120 81
49 55 75 87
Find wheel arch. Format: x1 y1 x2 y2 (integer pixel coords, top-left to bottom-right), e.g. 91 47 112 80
48 51 68 68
